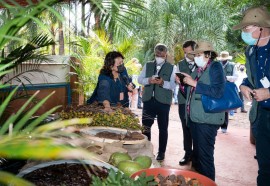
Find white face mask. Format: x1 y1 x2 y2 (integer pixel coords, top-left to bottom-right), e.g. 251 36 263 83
155 57 165 64
194 55 207 68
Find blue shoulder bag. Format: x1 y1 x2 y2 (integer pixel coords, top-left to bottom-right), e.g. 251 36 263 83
201 81 243 113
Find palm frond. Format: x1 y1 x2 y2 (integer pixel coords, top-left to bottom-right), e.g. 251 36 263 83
0 0 59 49
0 34 56 84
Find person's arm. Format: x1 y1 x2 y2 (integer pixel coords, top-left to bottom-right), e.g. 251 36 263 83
176 63 180 73
161 65 177 90
138 64 150 85
241 77 254 89
195 62 225 98
97 79 111 104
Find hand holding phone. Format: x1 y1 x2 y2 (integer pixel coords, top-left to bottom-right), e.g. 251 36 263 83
175 73 185 83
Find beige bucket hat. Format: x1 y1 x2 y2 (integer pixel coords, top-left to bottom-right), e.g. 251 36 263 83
217 51 233 60
190 41 218 56
233 6 270 30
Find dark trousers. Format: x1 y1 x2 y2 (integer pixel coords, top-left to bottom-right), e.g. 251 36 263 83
239 92 245 111
178 104 192 157
220 111 228 129
142 98 170 153
137 92 142 108
188 118 219 181
256 107 270 186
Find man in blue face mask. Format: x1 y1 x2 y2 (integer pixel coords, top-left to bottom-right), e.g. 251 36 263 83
233 6 270 186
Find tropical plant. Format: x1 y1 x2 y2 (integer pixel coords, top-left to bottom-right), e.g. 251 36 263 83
0 1 96 185
87 0 147 40
0 35 56 85
132 0 230 62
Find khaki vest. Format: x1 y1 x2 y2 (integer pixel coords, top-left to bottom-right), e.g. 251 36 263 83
142 61 173 105
187 61 225 125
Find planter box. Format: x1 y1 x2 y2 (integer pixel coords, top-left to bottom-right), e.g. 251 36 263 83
0 55 83 118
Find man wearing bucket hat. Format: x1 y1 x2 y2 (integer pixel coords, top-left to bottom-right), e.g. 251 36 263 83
217 51 239 133
233 6 270 186
180 41 225 181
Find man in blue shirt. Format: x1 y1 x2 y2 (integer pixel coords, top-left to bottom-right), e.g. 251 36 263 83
233 6 270 186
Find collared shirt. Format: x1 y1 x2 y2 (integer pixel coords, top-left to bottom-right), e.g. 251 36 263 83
255 40 270 107
138 61 176 91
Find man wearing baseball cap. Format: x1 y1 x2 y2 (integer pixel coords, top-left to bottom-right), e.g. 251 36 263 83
233 6 270 186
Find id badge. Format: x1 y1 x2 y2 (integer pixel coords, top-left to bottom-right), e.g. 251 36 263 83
260 76 270 88
119 92 124 101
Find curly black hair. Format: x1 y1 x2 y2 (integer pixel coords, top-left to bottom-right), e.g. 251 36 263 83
100 51 124 78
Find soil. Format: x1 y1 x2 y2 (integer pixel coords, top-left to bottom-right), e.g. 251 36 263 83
22 163 109 186
95 131 145 140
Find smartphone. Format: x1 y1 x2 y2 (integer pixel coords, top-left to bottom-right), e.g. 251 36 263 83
152 75 160 80
175 72 185 83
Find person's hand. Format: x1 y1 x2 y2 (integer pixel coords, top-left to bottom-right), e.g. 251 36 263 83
127 83 134 91
175 76 181 84
155 77 164 86
148 77 157 84
240 85 254 101
148 77 163 85
179 72 191 78
183 76 197 87
252 88 270 102
104 107 113 114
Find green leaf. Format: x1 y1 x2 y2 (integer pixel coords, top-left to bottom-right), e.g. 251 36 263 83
0 85 19 120
0 171 34 186
12 91 55 133
0 138 95 160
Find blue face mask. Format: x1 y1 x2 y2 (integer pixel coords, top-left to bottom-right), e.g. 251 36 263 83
241 31 257 45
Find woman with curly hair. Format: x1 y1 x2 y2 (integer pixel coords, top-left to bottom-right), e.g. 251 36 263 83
87 51 134 112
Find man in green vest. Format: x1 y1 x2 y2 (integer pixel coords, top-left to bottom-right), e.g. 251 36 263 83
175 40 196 166
138 43 176 161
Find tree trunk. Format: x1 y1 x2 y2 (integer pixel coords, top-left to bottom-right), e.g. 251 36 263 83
58 20 64 55
81 0 86 36
51 25 56 55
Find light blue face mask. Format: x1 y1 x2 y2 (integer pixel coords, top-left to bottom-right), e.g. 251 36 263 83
241 31 258 45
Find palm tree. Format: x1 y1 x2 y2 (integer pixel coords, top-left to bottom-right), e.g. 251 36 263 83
134 0 229 61
85 0 147 40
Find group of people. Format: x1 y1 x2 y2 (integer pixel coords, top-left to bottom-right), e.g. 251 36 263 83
87 6 270 185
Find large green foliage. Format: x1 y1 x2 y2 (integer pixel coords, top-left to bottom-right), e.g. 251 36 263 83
130 0 229 63
0 1 95 185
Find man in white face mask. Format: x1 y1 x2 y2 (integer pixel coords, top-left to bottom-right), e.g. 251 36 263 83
138 43 176 161
175 40 196 166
